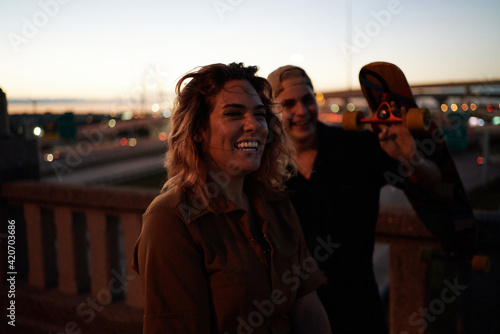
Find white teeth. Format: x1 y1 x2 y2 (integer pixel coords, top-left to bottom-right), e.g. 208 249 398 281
235 141 259 150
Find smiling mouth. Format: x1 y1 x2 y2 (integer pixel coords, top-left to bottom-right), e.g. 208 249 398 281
235 140 259 151
291 120 310 126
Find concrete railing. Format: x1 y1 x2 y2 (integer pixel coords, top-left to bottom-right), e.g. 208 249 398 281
1 180 495 333
376 209 440 333
1 181 158 310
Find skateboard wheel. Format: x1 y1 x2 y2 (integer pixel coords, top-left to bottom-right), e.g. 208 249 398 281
471 255 491 273
420 246 434 263
406 108 431 131
342 111 364 131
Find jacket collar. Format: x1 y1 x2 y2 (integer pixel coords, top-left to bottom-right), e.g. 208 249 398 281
174 176 286 224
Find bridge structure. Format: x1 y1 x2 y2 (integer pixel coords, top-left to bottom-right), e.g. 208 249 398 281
322 79 500 104
32 79 500 187
1 84 500 334
319 79 500 122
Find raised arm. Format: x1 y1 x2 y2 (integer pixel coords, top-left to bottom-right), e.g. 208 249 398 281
377 102 442 187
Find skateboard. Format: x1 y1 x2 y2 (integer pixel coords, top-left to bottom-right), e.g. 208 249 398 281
343 61 490 273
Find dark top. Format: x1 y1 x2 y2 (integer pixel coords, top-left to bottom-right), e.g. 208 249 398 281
286 122 402 333
133 183 327 334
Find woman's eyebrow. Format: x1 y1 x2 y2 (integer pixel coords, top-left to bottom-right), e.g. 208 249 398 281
222 103 246 109
222 103 267 110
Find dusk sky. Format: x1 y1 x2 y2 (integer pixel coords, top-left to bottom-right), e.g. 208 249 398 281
1 0 500 112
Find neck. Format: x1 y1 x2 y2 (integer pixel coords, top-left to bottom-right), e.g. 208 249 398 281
293 132 318 154
221 175 248 210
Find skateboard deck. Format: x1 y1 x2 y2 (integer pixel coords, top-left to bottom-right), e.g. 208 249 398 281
349 61 489 272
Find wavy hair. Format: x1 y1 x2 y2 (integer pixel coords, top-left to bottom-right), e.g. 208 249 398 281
163 62 294 211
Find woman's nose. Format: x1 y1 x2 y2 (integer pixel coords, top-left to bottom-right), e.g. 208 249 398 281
243 114 259 132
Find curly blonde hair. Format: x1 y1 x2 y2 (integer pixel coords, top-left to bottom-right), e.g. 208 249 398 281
163 62 294 211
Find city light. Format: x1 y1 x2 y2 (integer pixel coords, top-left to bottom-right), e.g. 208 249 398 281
163 109 172 118
441 104 448 112
346 103 356 111
159 132 168 141
33 127 42 136
469 117 479 127
470 103 477 111
128 138 137 147
152 103 160 112
316 92 325 106
451 104 458 112
121 111 134 121
330 104 340 113
493 116 500 126
108 119 116 128
462 103 469 111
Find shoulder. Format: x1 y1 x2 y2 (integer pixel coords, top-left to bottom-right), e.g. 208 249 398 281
139 186 205 254
135 187 204 275
142 186 191 231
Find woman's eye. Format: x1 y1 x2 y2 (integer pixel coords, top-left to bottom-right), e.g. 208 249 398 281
224 111 242 116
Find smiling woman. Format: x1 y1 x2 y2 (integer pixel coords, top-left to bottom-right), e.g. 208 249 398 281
133 62 332 334
163 63 292 211
203 80 269 184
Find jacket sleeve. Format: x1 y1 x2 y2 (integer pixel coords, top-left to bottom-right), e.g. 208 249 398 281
133 205 213 333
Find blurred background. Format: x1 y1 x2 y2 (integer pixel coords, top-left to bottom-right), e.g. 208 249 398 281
1 1 499 333
1 0 499 193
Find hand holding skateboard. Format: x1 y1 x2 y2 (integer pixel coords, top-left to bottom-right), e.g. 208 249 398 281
375 102 417 164
344 61 490 273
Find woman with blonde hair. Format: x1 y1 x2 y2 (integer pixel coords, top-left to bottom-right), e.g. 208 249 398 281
134 62 331 334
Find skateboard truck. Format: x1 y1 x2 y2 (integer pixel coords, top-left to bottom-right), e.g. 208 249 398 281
342 93 432 132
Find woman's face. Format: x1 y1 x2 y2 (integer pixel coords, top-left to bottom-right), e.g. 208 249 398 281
203 79 268 179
